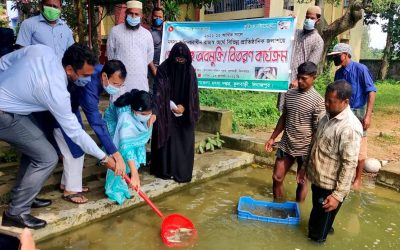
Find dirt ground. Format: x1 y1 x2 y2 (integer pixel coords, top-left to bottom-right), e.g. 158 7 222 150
244 111 400 162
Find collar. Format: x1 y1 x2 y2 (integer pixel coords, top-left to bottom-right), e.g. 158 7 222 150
39 14 64 26
328 106 350 121
342 60 354 73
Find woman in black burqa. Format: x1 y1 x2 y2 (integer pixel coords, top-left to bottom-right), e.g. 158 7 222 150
150 42 200 183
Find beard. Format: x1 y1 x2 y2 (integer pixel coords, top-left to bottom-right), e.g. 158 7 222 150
125 20 140 30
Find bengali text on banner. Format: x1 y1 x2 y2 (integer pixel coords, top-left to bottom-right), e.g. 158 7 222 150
160 17 296 92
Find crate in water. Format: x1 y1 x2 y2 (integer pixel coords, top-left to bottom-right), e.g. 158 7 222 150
237 196 300 225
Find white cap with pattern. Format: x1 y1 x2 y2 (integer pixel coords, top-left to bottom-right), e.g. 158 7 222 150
328 43 352 56
126 0 142 9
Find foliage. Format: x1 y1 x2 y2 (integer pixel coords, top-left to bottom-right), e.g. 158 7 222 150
314 70 334 94
196 132 225 154
0 6 9 28
199 89 280 130
0 148 18 163
360 26 383 59
373 80 400 114
163 0 181 21
364 2 400 60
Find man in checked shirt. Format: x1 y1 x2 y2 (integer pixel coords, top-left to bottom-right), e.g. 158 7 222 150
297 80 363 242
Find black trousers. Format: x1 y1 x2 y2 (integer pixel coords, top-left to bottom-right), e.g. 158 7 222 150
308 184 343 242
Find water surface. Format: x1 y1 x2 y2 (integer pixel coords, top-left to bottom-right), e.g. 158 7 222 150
38 166 400 250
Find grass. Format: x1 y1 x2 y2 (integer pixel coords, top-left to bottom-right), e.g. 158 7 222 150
374 80 400 114
199 89 280 132
199 76 400 132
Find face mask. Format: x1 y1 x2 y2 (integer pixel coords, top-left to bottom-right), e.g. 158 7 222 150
126 15 141 27
74 76 91 87
42 6 61 21
333 55 342 66
135 113 151 122
303 18 316 31
103 75 121 95
153 18 163 27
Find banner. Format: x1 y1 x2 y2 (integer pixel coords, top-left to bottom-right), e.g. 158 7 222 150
160 17 296 92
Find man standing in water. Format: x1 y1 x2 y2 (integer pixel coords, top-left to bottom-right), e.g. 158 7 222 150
265 62 325 202
298 80 363 242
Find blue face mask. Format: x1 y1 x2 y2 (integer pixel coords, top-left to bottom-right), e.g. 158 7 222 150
126 15 141 27
104 84 120 95
135 113 151 123
303 18 316 31
153 17 163 27
103 75 121 95
74 76 91 87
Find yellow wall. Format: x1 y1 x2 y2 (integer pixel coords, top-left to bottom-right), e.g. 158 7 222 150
269 0 284 18
178 3 196 21
201 8 264 21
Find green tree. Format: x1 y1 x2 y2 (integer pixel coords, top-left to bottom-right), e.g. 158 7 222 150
364 1 400 80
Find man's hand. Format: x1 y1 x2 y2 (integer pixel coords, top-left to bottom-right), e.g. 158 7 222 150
289 79 298 89
322 195 340 212
296 168 306 184
147 114 156 128
264 138 275 152
110 153 126 176
362 114 371 130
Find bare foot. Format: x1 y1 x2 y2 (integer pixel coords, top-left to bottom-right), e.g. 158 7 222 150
352 179 362 191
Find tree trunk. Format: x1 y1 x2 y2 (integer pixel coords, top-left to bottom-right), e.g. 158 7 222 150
379 19 393 80
74 0 85 43
319 0 367 70
88 1 100 58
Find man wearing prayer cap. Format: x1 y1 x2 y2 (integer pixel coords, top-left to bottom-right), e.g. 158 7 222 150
328 43 377 190
277 5 324 112
107 0 156 126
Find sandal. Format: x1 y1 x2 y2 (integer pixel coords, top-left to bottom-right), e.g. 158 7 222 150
62 193 88 204
59 185 90 193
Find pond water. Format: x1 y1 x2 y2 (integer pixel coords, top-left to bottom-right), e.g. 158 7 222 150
38 166 400 250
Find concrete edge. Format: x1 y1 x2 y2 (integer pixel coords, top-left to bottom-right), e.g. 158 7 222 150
30 150 255 241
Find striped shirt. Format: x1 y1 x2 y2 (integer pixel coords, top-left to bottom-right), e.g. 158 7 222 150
306 106 363 202
278 87 325 157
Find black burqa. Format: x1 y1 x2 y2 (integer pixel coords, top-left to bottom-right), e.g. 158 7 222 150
150 42 200 183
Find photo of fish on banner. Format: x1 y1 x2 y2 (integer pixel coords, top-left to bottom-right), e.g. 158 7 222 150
255 67 278 80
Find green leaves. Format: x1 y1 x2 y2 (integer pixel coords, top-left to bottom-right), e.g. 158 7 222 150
196 132 225 154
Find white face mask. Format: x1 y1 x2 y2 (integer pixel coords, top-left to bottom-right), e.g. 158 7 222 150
135 113 151 122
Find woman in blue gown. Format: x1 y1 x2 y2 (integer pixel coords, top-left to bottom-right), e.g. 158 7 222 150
104 90 153 205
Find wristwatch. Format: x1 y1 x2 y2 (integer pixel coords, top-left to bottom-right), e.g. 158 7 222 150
99 155 110 166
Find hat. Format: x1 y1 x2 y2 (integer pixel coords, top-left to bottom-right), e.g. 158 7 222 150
307 6 322 15
327 43 352 56
126 0 142 9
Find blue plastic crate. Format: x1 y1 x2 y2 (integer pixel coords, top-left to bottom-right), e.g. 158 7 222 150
237 196 300 225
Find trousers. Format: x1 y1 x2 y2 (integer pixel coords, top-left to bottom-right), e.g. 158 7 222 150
0 111 58 215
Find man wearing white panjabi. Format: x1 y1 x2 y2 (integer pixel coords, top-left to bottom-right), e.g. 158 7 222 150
107 0 154 100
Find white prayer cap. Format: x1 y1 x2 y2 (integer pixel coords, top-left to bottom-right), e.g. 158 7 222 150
126 0 142 9
307 5 322 15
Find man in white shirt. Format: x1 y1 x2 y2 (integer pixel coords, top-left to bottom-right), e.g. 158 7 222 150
107 0 154 99
0 44 123 229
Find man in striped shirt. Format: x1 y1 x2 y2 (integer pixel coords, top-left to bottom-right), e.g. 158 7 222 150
265 62 325 202
298 80 363 242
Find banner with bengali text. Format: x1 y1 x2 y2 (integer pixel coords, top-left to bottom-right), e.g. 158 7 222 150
160 17 296 92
